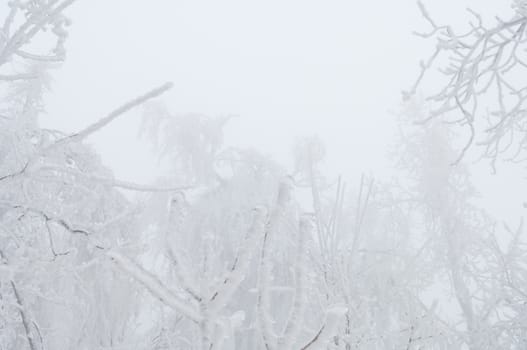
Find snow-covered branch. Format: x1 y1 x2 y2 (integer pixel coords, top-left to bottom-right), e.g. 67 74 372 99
107 250 202 323
208 206 267 314
49 82 173 149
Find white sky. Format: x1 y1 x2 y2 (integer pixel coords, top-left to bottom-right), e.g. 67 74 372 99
40 0 524 221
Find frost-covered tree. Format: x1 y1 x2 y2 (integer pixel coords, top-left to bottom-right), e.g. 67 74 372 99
105 108 350 349
407 1 527 345
0 3 176 349
393 99 527 349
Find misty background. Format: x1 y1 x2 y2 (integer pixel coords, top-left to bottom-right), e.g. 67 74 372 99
40 0 523 226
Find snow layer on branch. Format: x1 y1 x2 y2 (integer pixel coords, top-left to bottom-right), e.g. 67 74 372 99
107 250 202 323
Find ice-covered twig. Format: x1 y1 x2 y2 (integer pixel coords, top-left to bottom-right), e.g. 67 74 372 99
34 165 193 193
0 0 77 65
10 281 37 350
0 249 37 350
13 205 91 237
300 305 348 350
0 73 38 81
14 50 64 62
0 163 28 182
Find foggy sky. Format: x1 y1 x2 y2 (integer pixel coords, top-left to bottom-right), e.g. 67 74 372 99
40 0 522 221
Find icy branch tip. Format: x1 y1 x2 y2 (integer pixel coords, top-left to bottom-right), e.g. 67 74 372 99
159 81 174 91
150 82 174 97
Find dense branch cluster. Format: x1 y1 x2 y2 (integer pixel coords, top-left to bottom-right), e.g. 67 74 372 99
408 1 527 166
0 0 74 73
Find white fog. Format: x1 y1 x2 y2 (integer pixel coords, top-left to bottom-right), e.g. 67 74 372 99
1 0 527 349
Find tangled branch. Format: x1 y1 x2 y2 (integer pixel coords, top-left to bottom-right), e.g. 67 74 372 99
407 1 527 167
